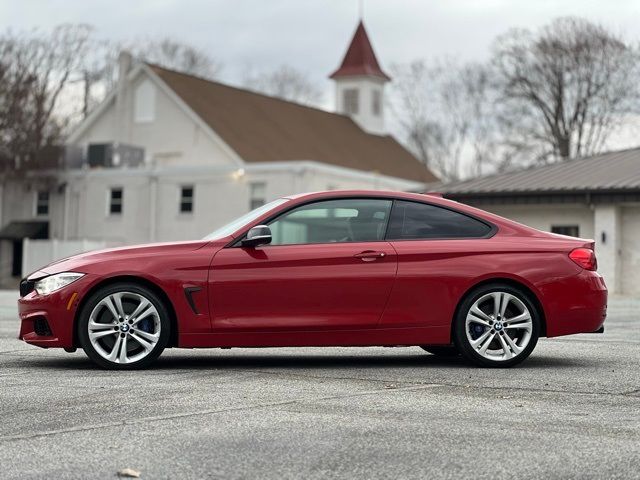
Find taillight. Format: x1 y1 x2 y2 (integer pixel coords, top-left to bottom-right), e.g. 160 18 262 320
569 248 597 271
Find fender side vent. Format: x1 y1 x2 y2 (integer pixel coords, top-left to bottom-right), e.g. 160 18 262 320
184 286 202 315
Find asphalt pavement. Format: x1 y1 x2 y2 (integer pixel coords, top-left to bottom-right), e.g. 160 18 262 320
0 290 638 479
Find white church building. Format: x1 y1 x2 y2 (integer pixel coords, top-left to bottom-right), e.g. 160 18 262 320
0 21 436 285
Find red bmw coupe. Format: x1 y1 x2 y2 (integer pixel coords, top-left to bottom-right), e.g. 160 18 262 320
18 190 607 369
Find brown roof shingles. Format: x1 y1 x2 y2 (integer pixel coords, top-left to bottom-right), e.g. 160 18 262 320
150 65 436 183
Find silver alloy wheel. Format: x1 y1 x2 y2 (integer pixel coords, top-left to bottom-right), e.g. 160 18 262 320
465 291 533 362
88 291 160 365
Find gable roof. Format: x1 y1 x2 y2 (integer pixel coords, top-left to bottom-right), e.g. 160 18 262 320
441 147 640 196
150 65 435 183
329 21 390 81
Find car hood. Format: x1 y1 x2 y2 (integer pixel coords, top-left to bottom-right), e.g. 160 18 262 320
29 240 220 278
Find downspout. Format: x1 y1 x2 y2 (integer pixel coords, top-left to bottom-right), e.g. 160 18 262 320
62 182 69 240
149 174 158 242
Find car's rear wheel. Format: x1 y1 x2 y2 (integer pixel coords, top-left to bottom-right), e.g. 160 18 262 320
77 283 170 369
420 346 460 357
454 283 540 367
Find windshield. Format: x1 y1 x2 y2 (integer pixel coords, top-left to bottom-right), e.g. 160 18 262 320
203 198 289 240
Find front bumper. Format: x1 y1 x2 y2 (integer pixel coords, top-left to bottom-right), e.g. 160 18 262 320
18 274 90 349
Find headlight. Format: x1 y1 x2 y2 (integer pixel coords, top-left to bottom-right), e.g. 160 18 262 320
34 272 84 295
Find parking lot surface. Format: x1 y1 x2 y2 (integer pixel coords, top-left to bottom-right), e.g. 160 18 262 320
1 291 639 479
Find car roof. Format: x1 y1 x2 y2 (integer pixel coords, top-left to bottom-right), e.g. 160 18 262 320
282 190 465 210
284 190 436 201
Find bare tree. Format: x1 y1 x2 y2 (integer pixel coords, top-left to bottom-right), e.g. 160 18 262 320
135 37 222 80
243 65 322 106
390 60 501 181
77 36 222 118
493 17 640 163
78 38 120 118
0 24 92 173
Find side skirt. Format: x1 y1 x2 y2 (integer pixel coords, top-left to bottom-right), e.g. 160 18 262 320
178 325 451 349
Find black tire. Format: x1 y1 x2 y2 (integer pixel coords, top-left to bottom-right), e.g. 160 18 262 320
77 282 170 369
420 346 460 357
453 283 540 368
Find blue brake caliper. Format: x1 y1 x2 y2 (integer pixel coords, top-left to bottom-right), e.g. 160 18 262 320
470 323 485 340
137 318 153 333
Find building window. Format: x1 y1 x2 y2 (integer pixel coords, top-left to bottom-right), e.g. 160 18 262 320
35 191 49 217
180 186 194 213
372 89 381 116
134 80 156 123
249 182 266 210
109 187 123 215
343 88 359 115
551 225 580 237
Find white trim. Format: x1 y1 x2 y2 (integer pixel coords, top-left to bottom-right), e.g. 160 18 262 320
244 161 424 190
40 160 424 190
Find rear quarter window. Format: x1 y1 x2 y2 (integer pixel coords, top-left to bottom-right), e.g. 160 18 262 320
386 200 492 240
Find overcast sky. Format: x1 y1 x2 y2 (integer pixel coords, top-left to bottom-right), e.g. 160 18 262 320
3 0 640 92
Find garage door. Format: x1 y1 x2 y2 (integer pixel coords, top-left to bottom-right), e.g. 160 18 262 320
621 207 640 296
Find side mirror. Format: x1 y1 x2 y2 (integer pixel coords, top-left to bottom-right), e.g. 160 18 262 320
242 225 272 248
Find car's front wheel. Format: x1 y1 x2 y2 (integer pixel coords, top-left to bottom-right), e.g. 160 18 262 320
77 283 170 369
454 284 540 367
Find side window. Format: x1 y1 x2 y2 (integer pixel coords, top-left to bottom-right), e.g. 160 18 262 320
134 80 156 123
268 199 392 246
35 191 49 217
386 201 492 240
551 225 579 237
180 186 194 213
343 88 359 115
372 89 381 116
249 182 266 210
109 187 123 215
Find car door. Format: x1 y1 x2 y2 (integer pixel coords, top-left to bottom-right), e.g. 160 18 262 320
209 198 397 331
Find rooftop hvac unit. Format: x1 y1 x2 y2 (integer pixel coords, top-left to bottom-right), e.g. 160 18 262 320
87 143 145 168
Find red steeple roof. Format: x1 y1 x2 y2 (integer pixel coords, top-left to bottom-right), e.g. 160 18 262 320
329 21 391 81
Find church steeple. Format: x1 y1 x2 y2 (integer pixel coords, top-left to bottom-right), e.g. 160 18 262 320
330 21 390 81
330 20 390 135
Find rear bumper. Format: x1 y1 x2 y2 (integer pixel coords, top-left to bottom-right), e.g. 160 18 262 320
17 277 89 349
540 270 607 337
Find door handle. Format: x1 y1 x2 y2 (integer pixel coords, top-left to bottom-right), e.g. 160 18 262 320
354 251 386 261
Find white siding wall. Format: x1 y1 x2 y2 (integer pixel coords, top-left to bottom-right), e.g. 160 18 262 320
620 206 640 296
68 172 153 244
22 239 108 276
0 180 65 239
